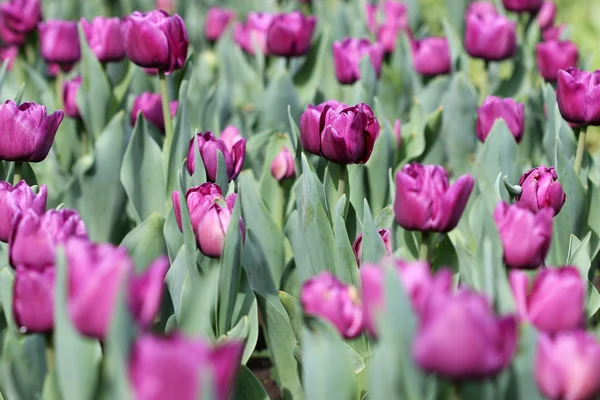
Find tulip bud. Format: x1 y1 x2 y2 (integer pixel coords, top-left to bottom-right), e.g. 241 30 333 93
502 0 544 12
0 0 41 35
172 183 244 258
233 12 274 55
557 67 600 126
299 100 347 155
129 334 244 400
266 11 316 58
0 100 64 162
63 76 82 119
39 20 81 65
131 92 178 133
13 266 54 333
537 1 556 30
81 17 125 63
122 10 188 75
300 271 363 339
186 132 245 183
535 332 600 400
510 267 584 334
271 147 295 181
515 166 566 216
464 10 516 61
413 289 518 379
494 202 553 269
467 1 498 17
536 40 579 82
0 181 46 242
128 256 170 328
0 16 24 45
46 62 74 77
0 45 18 70
332 38 384 85
394 163 474 233
542 24 565 41
365 0 408 53
204 7 236 42
352 229 392 267
218 125 244 152
476 96 526 143
410 37 451 77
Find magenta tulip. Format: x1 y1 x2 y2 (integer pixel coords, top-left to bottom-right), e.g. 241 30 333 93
131 92 178 133
63 76 82 119
0 15 24 45
299 100 347 155
476 96 525 143
503 0 543 12
515 166 566 216
155 0 176 14
186 132 245 183
542 24 565 41
0 45 18 70
13 266 54 333
81 17 125 63
557 67 600 125
204 7 236 42
464 9 516 61
352 229 392 267
271 147 295 181
410 37 451 77
332 38 384 85
0 181 46 242
537 1 556 30
467 1 498 17
233 12 274 55
39 20 81 65
0 0 40 34
266 11 315 58
536 40 579 82
128 256 170 328
365 0 408 53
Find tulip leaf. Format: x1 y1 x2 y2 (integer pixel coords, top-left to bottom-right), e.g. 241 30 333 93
509 325 545 400
120 213 167 273
0 331 47 400
258 69 302 132
232 365 269 400
542 88 577 160
333 195 360 286
374 207 394 229
215 149 229 195
566 233 592 278
294 27 330 104
163 206 184 262
229 272 259 364
166 79 192 195
278 291 303 342
0 267 15 330
587 283 600 318
361 199 388 265
367 102 396 213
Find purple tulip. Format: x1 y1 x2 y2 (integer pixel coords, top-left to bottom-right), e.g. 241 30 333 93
365 0 408 53
128 256 170 328
129 333 243 400
494 202 553 269
332 38 384 85
63 76 82 119
0 100 64 162
410 37 451 77
510 267 585 334
46 62 74 77
467 1 498 17
233 12 274 55
271 147 295 181
536 40 579 82
476 96 526 143
352 229 392 267
464 9 516 61
172 183 243 258
0 181 46 242
131 92 178 133
537 1 556 30
39 20 81 65
13 265 54 333
0 45 18 70
515 166 566 216
542 24 565 41
266 11 316 58
186 132 245 183
218 125 244 152
81 17 125 63
413 289 518 379
535 332 600 400
300 271 363 339
299 100 347 155
204 7 236 42
557 68 600 125
0 0 41 34
394 163 474 233
122 10 188 75
0 15 24 45
9 209 88 271
503 0 544 12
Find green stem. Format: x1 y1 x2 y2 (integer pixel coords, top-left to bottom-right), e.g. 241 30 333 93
158 70 175 157
574 126 587 175
337 164 347 199
13 162 22 185
479 61 489 103
419 232 430 261
45 333 54 375
24 40 35 66
55 70 64 110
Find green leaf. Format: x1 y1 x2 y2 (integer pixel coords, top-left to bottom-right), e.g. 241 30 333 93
258 69 302 131
166 80 192 195
511 325 545 400
120 213 167 273
233 365 269 400
361 199 387 264
215 149 229 197
178 266 219 340
0 267 15 330
0 332 47 400
278 291 303 342
333 195 360 286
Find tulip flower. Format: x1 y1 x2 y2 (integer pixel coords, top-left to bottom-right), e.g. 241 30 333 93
13 266 54 333
271 147 295 181
365 0 408 53
46 62 74 77
509 267 584 333
503 0 543 12
39 20 81 66
131 92 178 133
535 332 600 400
413 289 518 379
542 24 565 41
63 76 82 119
0 0 41 34
300 271 363 339
81 17 125 63
204 7 236 42
361 260 452 336
266 11 316 58
233 12 274 55
0 100 64 162
410 37 451 77
0 181 46 242
0 16 24 45
352 229 392 266
129 334 243 400
393 119 402 147
476 96 526 143
537 1 556 30
128 257 170 328
467 1 498 17
186 132 245 183
0 45 18 70
464 9 516 61
332 38 384 85
515 166 566 216
557 67 600 125
9 208 88 270
122 10 188 75
172 183 243 258
218 125 244 152
299 100 347 155
494 202 553 269
536 40 579 82
394 163 474 233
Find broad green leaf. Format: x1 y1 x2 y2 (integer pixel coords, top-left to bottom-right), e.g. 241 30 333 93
232 365 269 400
120 213 167 273
278 291 303 342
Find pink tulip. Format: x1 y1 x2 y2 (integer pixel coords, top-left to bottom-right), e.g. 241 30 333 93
476 96 526 143
81 17 126 63
13 265 54 333
271 147 295 181
352 229 392 266
204 7 236 42
186 132 246 183
0 181 46 242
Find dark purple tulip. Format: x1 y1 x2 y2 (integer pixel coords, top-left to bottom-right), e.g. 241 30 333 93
131 92 178 133
13 266 54 333
410 37 451 77
299 100 347 155
365 0 408 53
122 10 188 75
332 38 384 85
503 0 544 12
557 68 600 125
266 11 316 58
129 333 243 400
494 202 553 269
537 1 556 30
0 181 46 242
0 17 24 45
352 229 392 267
271 147 295 181
394 163 474 233
233 12 273 55
0 0 40 34
536 40 579 82
81 17 125 63
464 10 516 61
39 20 81 65
515 166 566 216
0 100 64 162
63 76 82 119
476 96 525 143
204 7 236 42
186 132 245 183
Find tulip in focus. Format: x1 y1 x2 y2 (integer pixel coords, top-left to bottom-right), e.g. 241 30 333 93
365 0 409 53
300 271 363 339
464 8 516 61
537 1 556 30
476 96 526 143
0 181 46 242
0 0 41 35
299 100 347 155
204 7 236 42
81 17 126 63
502 0 544 12
410 37 451 77
394 163 474 233
332 38 384 85
515 166 566 216
63 76 82 119
352 229 392 267
557 67 600 125
186 132 246 183
536 40 579 82
129 333 243 400
131 92 178 133
271 147 295 181
266 11 316 58
233 12 274 55
39 20 81 66
13 266 54 333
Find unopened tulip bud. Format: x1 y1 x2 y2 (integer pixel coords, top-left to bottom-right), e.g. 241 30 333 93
557 67 600 125
131 92 178 133
476 96 525 143
332 38 384 85
63 76 82 119
515 166 566 216
271 147 295 181
352 229 392 266
0 181 46 242
536 40 579 82
81 17 126 63
465 10 516 61
204 7 235 42
186 132 245 183
39 20 81 65
266 11 316 58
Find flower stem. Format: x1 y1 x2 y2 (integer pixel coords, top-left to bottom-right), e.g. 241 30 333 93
45 333 54 375
419 232 430 261
55 70 64 110
574 126 587 175
338 164 347 199
479 61 489 103
13 161 22 185
158 70 174 157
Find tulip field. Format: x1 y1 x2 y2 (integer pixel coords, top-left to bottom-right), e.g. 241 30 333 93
1 0 600 399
